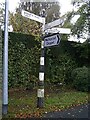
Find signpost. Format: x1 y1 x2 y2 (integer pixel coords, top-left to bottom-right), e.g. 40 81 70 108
21 8 71 109
22 10 45 24
44 18 64 30
44 33 60 47
45 27 71 34
21 9 45 108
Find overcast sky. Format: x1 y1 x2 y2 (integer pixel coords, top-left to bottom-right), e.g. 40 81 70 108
0 0 73 15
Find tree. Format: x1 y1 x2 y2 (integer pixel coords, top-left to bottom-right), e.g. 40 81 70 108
60 11 74 41
18 1 61 23
71 0 90 42
9 12 40 35
46 2 60 23
0 2 5 29
10 1 61 35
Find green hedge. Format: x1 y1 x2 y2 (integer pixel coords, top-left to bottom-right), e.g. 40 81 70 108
7 32 41 88
45 49 77 84
2 32 89 88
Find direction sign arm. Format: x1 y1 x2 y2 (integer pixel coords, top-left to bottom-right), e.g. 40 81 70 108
21 9 45 24
44 18 64 30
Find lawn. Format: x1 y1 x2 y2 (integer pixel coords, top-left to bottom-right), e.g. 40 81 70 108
2 86 88 119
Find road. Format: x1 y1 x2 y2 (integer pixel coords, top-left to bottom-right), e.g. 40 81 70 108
43 103 89 119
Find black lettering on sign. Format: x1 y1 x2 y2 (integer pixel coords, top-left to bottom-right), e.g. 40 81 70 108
46 41 54 45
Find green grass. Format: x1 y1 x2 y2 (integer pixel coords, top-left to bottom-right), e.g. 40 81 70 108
45 92 88 110
2 87 88 119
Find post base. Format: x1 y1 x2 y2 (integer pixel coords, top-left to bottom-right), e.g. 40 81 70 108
37 97 44 108
2 104 8 115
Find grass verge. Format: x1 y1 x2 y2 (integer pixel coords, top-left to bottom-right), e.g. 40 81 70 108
2 87 88 119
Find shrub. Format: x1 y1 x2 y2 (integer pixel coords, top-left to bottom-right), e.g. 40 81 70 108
71 66 89 92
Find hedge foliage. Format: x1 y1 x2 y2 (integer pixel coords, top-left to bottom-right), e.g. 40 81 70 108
2 32 89 89
45 49 77 84
8 32 41 88
71 66 89 92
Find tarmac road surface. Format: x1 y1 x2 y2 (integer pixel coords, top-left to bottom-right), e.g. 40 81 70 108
43 103 89 119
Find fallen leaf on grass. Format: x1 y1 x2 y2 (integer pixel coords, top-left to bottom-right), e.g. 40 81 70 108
45 111 47 114
58 109 61 111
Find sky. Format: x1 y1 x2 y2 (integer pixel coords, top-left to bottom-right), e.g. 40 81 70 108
0 0 73 15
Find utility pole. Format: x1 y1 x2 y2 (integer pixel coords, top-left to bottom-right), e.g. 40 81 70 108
2 0 9 115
